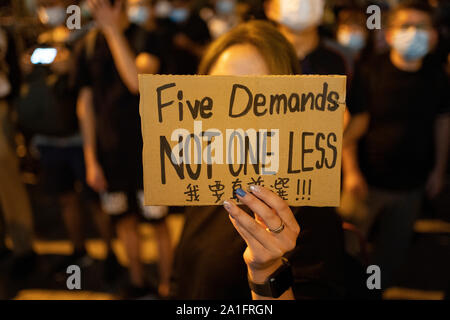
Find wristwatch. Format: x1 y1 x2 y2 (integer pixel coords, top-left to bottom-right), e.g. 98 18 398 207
248 258 293 298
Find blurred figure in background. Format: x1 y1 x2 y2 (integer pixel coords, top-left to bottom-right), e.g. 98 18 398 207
17 0 118 277
336 4 370 61
0 25 36 278
77 0 172 298
264 0 349 75
163 0 211 74
206 0 239 39
263 0 369 147
339 0 449 289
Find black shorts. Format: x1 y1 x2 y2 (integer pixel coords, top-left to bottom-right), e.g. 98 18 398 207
38 145 97 200
98 148 143 192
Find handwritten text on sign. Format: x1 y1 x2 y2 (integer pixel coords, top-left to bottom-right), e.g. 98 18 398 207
139 75 346 206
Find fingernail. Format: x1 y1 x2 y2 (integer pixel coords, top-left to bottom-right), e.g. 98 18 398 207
249 185 260 193
223 200 232 211
236 188 246 197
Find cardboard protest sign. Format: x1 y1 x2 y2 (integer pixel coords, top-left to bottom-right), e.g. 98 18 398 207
139 75 346 207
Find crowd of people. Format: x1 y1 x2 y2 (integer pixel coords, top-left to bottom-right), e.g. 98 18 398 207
0 0 448 300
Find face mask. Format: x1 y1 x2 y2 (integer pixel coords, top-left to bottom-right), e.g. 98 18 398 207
277 0 324 31
80 0 92 19
337 30 366 51
170 8 189 24
128 6 150 25
216 0 235 15
155 0 173 18
38 6 67 27
392 28 430 61
209 17 230 38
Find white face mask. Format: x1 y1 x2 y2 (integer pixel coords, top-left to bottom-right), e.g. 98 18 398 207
391 28 430 61
128 6 150 25
154 0 173 18
80 0 92 19
276 0 324 32
38 6 67 27
337 29 366 51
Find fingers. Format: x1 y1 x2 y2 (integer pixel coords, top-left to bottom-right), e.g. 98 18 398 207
234 188 282 231
247 186 300 234
223 200 281 253
88 0 111 13
87 0 97 11
228 214 265 253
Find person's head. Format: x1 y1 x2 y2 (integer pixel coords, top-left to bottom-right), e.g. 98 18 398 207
386 0 438 61
154 0 173 18
169 0 192 23
36 0 68 27
198 20 300 76
215 0 236 16
263 0 325 33
127 0 153 25
336 6 368 52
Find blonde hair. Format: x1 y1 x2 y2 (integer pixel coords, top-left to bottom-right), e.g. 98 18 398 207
198 20 300 75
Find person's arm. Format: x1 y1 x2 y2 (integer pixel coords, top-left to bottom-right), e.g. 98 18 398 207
76 86 107 192
173 33 207 58
343 110 369 147
342 110 369 199
342 61 370 198
426 114 450 198
88 0 159 94
342 142 368 199
223 186 300 300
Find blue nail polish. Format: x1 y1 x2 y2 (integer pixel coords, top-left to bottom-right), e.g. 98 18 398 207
236 188 246 197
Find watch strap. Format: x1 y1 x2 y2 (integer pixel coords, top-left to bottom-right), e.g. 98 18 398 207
248 258 293 298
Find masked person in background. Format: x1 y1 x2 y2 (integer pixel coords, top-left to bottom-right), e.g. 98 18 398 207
163 0 211 74
339 0 449 289
17 0 119 278
263 0 368 154
76 0 173 298
0 27 36 279
207 0 239 39
264 0 347 75
126 0 173 74
336 5 370 62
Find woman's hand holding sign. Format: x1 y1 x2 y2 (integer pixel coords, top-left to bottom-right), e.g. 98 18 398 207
223 186 300 299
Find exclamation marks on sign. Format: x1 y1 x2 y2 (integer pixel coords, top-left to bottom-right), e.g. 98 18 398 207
296 179 311 201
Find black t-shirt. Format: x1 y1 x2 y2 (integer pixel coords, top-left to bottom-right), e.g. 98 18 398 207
75 24 162 190
348 53 450 190
161 14 211 75
300 41 349 76
171 206 346 300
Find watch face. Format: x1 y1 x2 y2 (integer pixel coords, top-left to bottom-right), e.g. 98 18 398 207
268 262 293 298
